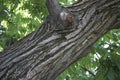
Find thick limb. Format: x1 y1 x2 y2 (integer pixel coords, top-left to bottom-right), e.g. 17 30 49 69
46 0 61 16
46 0 76 33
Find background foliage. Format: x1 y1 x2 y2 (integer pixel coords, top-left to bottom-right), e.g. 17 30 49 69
0 0 120 80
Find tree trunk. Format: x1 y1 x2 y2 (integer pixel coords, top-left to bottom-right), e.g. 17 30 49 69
0 0 120 80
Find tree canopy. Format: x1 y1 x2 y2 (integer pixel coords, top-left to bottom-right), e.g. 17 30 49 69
0 0 120 80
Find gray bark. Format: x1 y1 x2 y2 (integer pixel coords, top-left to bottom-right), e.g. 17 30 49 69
0 0 120 80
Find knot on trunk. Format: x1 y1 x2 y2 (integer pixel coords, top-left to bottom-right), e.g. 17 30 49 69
60 11 74 27
46 0 77 34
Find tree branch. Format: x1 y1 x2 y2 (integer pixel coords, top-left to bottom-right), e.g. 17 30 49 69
0 0 120 80
46 0 61 16
81 66 95 76
46 0 76 32
111 21 120 29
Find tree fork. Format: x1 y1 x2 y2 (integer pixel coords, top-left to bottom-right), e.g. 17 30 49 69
0 0 120 80
46 0 76 32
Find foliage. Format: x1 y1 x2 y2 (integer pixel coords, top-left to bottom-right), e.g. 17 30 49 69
0 0 120 80
0 0 47 50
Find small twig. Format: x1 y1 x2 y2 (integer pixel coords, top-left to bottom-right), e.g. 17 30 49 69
81 66 95 76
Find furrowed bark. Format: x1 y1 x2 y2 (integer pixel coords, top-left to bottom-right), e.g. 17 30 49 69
0 0 120 80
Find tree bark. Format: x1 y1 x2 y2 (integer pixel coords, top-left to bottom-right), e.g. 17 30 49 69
0 0 120 80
